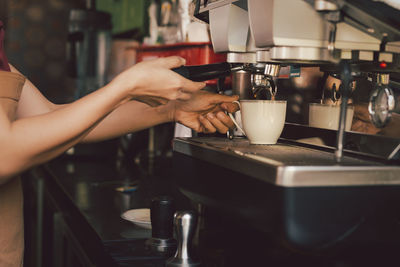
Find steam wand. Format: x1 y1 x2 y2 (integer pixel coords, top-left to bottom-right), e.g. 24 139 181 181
335 61 352 163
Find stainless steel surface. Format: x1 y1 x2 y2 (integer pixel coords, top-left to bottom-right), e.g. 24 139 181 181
329 0 400 42
201 0 390 63
369 73 396 128
251 73 268 89
268 47 334 63
227 52 256 63
314 0 338 11
255 50 273 63
197 0 400 63
369 85 396 128
264 64 281 77
173 137 400 187
232 70 253 100
166 211 200 267
256 47 334 64
193 0 400 170
334 97 350 162
209 3 250 53
249 0 381 57
334 62 352 163
250 72 273 99
231 71 249 136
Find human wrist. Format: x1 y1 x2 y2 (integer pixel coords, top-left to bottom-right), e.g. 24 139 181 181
155 101 176 123
106 76 135 105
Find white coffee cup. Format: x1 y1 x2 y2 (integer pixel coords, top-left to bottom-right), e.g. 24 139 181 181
229 100 287 144
309 103 354 131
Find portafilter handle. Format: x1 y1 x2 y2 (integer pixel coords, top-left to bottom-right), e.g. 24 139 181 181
172 62 235 82
166 211 201 267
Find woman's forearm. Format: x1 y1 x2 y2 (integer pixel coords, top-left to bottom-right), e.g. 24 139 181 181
81 100 174 143
1 56 211 182
0 82 129 181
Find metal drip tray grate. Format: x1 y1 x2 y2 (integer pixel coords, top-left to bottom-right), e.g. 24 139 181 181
173 137 400 187
188 137 373 166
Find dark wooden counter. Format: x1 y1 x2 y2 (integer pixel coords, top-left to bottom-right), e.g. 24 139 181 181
23 156 192 267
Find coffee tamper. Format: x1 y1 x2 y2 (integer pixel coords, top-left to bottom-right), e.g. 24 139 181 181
166 211 201 267
146 196 177 257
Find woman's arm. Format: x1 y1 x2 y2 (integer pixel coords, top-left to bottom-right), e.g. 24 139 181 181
1 75 128 181
14 66 172 143
3 58 237 182
81 100 172 142
81 91 239 142
1 56 204 182
14 66 238 143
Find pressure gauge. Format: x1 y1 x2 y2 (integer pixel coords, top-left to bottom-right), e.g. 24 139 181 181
368 85 395 128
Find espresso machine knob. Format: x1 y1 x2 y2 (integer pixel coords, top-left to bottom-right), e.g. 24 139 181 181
369 74 396 128
146 196 177 256
166 211 201 267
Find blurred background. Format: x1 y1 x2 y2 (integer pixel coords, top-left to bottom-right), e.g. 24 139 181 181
2 0 153 103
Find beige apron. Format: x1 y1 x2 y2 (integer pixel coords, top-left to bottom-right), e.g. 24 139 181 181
0 71 26 267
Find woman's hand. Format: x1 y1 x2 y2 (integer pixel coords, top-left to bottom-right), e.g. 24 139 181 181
164 91 239 134
111 56 206 106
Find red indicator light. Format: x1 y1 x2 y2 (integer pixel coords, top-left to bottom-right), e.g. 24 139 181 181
379 61 387 68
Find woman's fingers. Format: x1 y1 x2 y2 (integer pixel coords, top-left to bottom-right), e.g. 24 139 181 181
220 101 240 113
198 107 238 134
216 111 235 129
180 79 206 93
160 56 206 93
156 56 186 69
128 56 207 102
208 113 229 134
199 115 216 133
209 94 239 105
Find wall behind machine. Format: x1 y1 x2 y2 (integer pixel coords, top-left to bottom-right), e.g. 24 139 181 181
5 0 84 103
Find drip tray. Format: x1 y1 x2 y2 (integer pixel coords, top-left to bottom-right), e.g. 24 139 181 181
173 137 400 187
172 137 400 252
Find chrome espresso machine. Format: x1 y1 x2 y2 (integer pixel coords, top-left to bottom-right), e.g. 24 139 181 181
171 0 400 266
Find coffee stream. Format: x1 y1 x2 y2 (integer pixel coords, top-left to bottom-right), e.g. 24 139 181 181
270 81 277 101
252 78 277 100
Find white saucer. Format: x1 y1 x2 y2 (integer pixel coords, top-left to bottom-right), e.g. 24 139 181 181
121 208 151 229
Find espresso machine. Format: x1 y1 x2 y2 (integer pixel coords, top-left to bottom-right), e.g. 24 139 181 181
171 1 400 266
